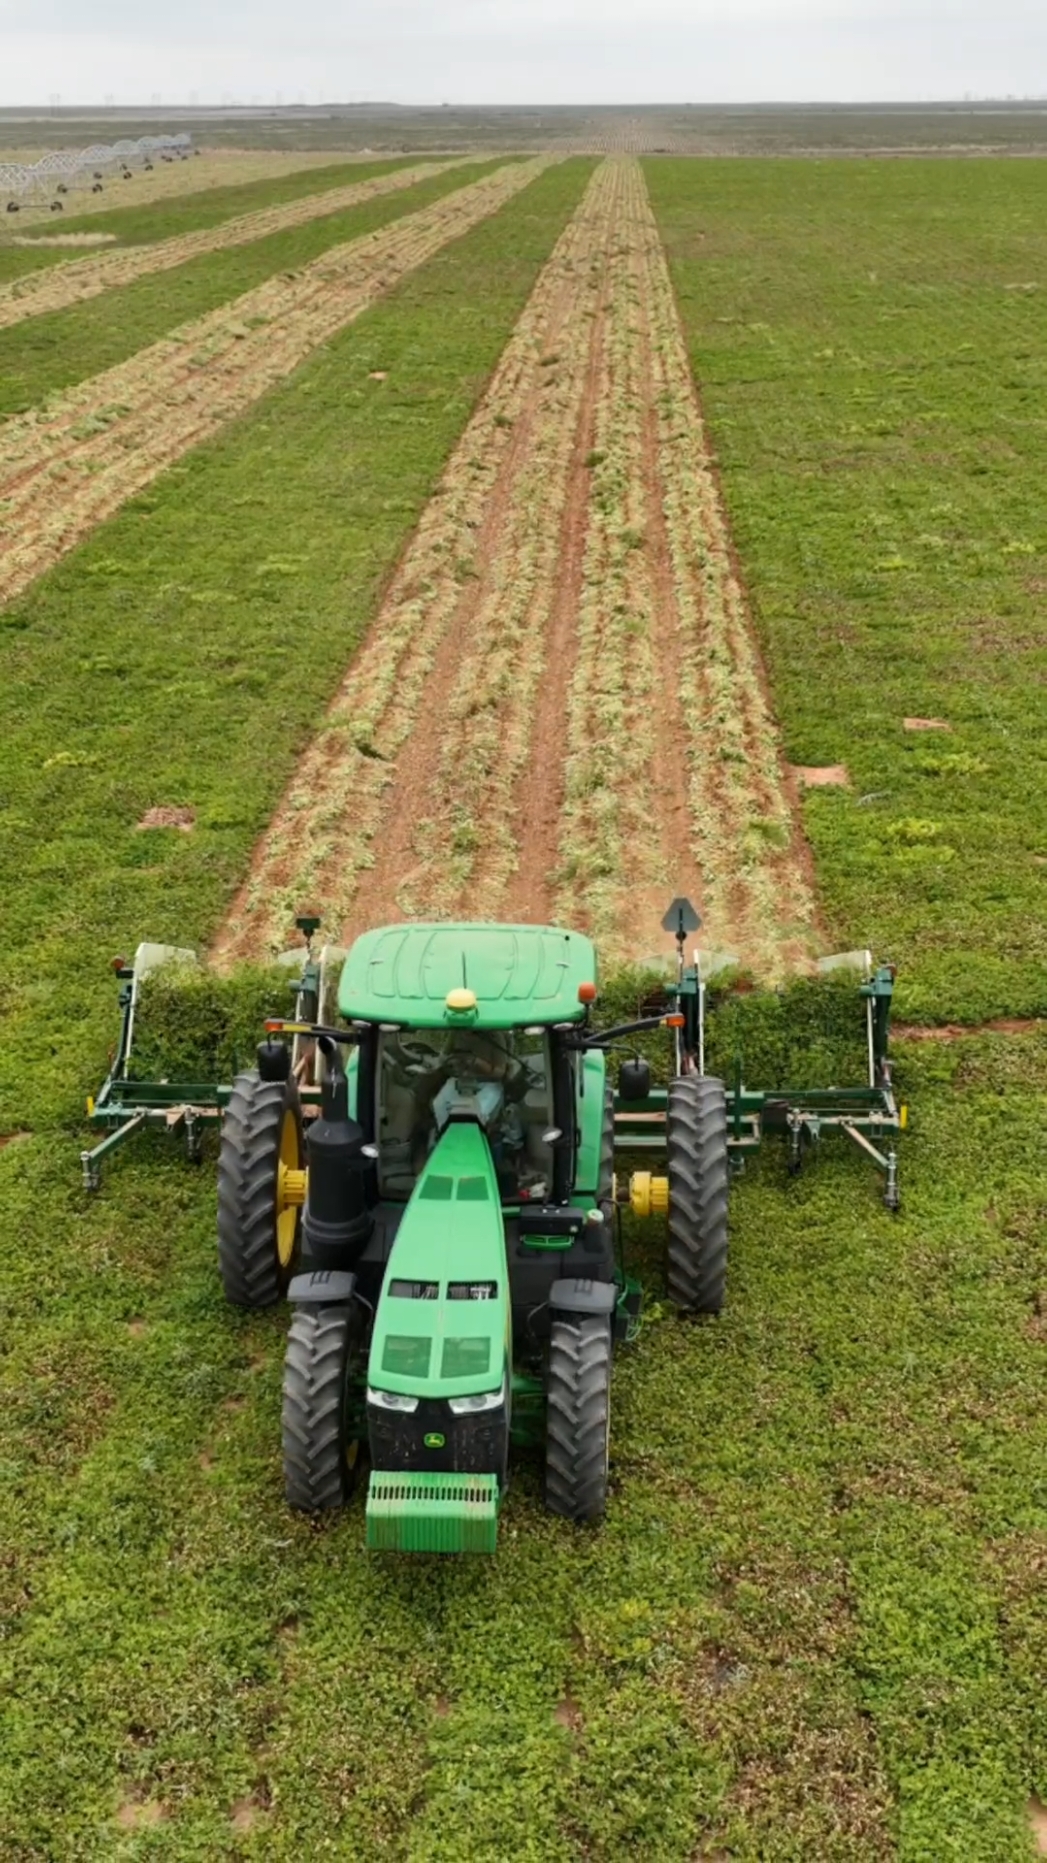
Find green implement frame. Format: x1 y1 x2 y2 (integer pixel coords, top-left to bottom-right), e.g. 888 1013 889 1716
82 941 321 1190
83 925 904 1208
613 954 904 1208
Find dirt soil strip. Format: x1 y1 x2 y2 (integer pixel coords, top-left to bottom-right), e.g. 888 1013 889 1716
0 158 554 612
216 158 818 979
0 159 478 330
213 159 625 967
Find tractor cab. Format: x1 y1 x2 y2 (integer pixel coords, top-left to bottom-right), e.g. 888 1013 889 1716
375 1022 556 1203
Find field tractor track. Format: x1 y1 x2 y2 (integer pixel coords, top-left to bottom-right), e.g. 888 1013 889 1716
216 157 818 979
0 157 554 613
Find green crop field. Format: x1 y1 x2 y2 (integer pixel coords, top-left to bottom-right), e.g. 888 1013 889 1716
647 157 1047 1024
0 157 424 287
0 160 511 418
0 151 1045 1861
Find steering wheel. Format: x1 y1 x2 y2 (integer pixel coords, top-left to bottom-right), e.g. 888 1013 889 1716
390 1038 440 1070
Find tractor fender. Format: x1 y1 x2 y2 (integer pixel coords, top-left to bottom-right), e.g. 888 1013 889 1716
288 1270 357 1304
549 1277 616 1318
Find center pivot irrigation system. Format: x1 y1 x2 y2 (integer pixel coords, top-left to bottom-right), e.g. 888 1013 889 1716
83 900 904 1554
2 135 194 209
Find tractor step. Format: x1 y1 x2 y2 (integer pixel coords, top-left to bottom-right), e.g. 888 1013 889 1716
365 1470 500 1554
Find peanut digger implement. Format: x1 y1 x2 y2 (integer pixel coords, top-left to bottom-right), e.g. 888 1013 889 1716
83 901 904 1554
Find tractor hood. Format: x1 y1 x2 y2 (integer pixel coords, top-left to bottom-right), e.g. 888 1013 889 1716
367 1121 509 1402
366 1121 509 1554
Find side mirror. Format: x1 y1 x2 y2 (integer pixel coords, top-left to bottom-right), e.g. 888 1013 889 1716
618 1058 651 1102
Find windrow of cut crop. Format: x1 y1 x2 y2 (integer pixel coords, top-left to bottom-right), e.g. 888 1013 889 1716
212 157 620 963
0 156 555 611
551 162 672 962
340 159 630 929
549 162 816 976
635 168 819 976
0 158 479 330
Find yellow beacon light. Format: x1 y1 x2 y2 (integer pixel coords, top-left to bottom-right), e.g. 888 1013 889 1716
445 988 478 1014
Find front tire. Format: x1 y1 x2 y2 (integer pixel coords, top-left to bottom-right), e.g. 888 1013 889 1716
545 1315 612 1522
217 1071 303 1308
666 1075 729 1313
282 1304 360 1512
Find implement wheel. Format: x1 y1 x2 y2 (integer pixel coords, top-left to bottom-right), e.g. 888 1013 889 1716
282 1304 362 1512
545 1314 611 1522
217 1070 304 1308
666 1075 729 1314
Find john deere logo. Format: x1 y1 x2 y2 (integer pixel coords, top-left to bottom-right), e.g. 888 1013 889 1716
424 1432 445 1449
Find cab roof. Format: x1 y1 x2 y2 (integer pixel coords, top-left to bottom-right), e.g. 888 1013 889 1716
337 922 598 1029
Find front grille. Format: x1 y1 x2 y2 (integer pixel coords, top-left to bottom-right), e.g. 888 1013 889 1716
367 1396 507 1478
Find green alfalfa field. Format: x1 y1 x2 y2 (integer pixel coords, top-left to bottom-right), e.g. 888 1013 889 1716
0 156 515 419
0 155 1045 1859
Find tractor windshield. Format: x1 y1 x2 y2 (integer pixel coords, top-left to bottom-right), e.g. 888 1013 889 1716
376 1027 554 1202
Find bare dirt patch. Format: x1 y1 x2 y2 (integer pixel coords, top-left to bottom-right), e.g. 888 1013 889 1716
554 1693 584 1731
0 1130 31 1150
230 1782 271 1832
136 805 195 831
793 763 850 787
1029 1797 1047 1855
0 160 476 331
903 716 951 731
115 1796 166 1830
0 157 552 614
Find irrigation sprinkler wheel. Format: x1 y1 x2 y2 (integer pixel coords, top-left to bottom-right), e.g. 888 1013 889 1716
545 1314 612 1522
216 1070 304 1308
666 1075 729 1314
282 1303 363 1512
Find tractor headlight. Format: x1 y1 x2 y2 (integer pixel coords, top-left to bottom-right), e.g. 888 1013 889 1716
448 1388 504 1416
367 1387 419 1414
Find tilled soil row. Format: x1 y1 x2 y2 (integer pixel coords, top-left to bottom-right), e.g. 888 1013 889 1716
0 158 476 330
216 158 817 978
213 158 625 965
0 157 553 612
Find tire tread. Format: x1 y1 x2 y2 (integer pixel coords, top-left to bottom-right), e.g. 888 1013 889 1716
666 1075 729 1313
282 1305 353 1512
216 1070 301 1309
545 1314 611 1521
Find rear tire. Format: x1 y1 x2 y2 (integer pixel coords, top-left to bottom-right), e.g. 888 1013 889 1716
545 1315 611 1521
666 1075 729 1313
217 1071 303 1309
282 1304 361 1511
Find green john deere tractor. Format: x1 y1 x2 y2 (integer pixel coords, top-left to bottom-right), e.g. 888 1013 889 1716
83 902 904 1554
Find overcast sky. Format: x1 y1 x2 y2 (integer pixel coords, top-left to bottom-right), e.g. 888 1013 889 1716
2 0 1045 109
